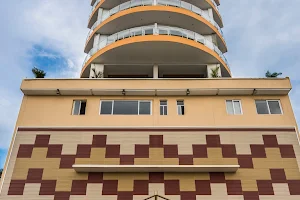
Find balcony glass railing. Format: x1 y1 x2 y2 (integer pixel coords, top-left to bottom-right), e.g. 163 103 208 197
87 0 223 41
83 24 229 68
90 0 220 15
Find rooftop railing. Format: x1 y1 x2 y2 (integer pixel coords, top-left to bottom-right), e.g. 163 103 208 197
83 24 229 68
87 0 223 41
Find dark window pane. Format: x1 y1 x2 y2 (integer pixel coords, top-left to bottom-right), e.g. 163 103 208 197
160 101 167 106
73 101 80 115
80 101 86 115
139 102 151 115
164 106 168 115
268 101 282 114
181 106 185 115
160 106 164 115
101 101 113 114
256 100 269 114
177 101 184 106
113 101 138 115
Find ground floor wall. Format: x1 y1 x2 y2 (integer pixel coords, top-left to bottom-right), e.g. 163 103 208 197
1 127 300 200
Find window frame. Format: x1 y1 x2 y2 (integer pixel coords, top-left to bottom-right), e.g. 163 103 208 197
255 100 283 115
225 100 243 115
100 100 152 115
72 100 87 115
177 100 185 116
160 100 168 116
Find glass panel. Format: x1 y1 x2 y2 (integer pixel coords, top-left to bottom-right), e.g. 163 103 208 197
177 101 184 106
160 106 164 115
100 101 113 114
164 106 168 115
113 101 138 115
268 101 282 114
80 101 86 115
178 106 184 115
144 28 153 35
170 30 182 37
73 101 80 115
226 100 234 115
159 29 168 35
256 100 269 114
139 101 151 115
160 101 167 106
233 101 242 115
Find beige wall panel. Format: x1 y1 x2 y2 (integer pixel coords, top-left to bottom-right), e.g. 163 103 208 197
197 183 243 200
163 132 207 154
272 183 290 196
260 196 300 200
49 132 93 154
15 95 298 128
194 148 238 165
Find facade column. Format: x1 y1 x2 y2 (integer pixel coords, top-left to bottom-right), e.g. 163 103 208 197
90 64 104 78
207 64 221 78
153 65 159 79
208 8 214 20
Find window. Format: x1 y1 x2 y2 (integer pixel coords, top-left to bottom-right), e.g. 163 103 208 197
255 100 282 114
177 100 185 115
100 100 151 115
226 100 242 115
160 100 168 115
72 100 86 115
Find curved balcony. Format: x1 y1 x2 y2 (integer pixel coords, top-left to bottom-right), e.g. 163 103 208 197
89 0 223 29
81 24 230 78
85 1 227 54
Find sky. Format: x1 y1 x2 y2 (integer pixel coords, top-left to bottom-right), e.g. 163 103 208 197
0 0 300 167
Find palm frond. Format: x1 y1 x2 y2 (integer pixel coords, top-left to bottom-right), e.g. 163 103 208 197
32 67 46 78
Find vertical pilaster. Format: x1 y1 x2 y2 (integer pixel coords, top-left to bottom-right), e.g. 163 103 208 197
153 65 159 79
90 64 104 78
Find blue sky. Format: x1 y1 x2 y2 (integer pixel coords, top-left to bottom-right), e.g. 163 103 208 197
1 0 300 168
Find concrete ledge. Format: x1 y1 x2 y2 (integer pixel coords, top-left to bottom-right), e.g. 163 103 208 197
73 164 240 173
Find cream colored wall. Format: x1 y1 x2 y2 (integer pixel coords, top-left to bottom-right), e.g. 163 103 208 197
15 95 297 128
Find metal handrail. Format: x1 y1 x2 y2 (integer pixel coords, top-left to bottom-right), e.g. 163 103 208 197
83 24 229 68
86 0 223 41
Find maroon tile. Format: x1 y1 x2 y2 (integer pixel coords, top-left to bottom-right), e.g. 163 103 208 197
238 155 253 168
222 144 237 158
149 172 164 183
71 180 87 195
59 155 76 169
279 145 296 158
270 169 286 183
34 135 50 147
26 168 43 183
226 180 243 195
193 145 208 158
257 180 274 195
40 180 56 195
54 192 70 200
133 180 149 195
243 191 259 200
17 144 34 158
120 155 135 165
195 180 211 195
118 191 133 200
92 135 107 147
250 145 266 158
287 180 300 195
179 155 194 165
263 135 279 147
135 145 149 158
47 144 62 158
210 173 225 183
88 172 103 183
164 145 178 158
206 135 221 147
149 135 164 147
76 145 91 158
165 180 180 195
102 180 118 195
105 145 120 158
8 180 25 195
181 191 196 200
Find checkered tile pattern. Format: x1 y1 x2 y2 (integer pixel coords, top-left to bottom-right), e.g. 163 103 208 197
1 130 300 200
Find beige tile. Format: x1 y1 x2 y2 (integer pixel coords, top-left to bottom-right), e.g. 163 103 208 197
272 183 290 196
